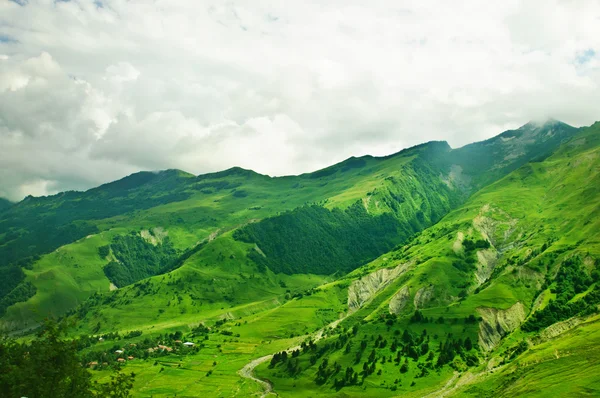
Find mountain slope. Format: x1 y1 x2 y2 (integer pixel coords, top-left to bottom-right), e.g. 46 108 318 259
0 198 12 212
446 119 577 189
1 141 461 331
250 121 599 397
0 120 594 397
40 119 595 398
0 121 578 332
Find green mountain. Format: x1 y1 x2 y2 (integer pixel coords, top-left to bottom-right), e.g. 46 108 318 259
252 122 600 397
0 121 574 329
0 198 12 212
1 119 598 397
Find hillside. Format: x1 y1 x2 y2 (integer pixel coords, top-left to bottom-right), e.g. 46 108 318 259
17 120 591 398
0 198 12 212
0 121 576 332
251 121 600 396
0 119 596 397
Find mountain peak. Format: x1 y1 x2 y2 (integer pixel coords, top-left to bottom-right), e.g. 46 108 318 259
197 166 265 180
523 117 566 129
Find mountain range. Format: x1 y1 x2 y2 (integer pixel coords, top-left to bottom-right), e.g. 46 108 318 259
0 119 598 397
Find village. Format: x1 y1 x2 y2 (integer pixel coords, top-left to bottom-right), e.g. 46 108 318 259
78 328 203 370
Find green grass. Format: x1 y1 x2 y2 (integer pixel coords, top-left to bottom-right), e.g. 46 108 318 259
1 121 598 396
252 122 600 396
1 229 124 330
457 315 600 397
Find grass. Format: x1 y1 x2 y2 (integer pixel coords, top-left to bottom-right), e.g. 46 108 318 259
251 123 600 396
457 315 600 397
1 229 124 330
1 122 598 396
2 142 454 331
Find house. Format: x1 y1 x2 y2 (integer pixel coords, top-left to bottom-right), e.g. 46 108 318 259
174 340 182 344
117 358 125 363
127 356 134 360
88 361 98 367
183 342 195 347
98 337 104 342
115 349 124 354
158 345 173 352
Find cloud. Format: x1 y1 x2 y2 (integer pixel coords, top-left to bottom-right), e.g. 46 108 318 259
1 0 600 201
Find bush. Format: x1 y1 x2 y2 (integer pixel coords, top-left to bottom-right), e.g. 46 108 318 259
98 245 110 259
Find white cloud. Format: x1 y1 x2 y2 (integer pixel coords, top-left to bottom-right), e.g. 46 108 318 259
1 0 600 201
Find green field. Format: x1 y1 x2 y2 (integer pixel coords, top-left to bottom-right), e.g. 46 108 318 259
0 120 599 397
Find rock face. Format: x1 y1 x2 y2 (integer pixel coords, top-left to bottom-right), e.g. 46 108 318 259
452 231 464 253
540 317 582 340
413 286 435 309
347 263 409 312
475 249 498 285
472 204 518 247
140 227 168 246
477 302 525 351
389 286 410 314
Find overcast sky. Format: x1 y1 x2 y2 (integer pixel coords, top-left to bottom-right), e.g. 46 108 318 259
1 0 600 201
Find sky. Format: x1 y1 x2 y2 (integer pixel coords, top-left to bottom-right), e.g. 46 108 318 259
1 0 600 201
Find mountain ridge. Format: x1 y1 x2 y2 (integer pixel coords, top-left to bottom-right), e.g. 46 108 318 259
0 119 598 397
6 120 577 204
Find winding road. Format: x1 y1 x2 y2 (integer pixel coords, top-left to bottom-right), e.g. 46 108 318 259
238 317 346 397
238 355 276 397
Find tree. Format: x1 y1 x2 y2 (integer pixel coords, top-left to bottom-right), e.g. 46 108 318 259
0 319 94 398
93 370 136 398
464 337 473 351
98 245 110 259
400 359 409 373
0 319 135 398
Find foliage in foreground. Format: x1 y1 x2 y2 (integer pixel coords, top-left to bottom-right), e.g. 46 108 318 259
0 320 135 398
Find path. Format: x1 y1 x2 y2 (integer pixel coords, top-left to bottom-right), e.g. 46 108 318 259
238 316 347 396
238 355 276 398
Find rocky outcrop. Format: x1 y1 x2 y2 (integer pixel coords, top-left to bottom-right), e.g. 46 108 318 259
414 286 435 309
472 204 518 247
452 232 464 253
140 227 168 246
389 286 410 314
540 317 582 340
441 164 471 191
477 302 525 351
475 249 498 285
347 263 410 312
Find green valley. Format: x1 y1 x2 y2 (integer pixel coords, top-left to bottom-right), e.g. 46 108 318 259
0 119 598 397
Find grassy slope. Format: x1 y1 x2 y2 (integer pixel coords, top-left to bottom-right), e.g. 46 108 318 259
252 122 600 397
40 122 595 397
0 121 591 396
1 142 458 330
455 314 600 397
1 121 577 330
